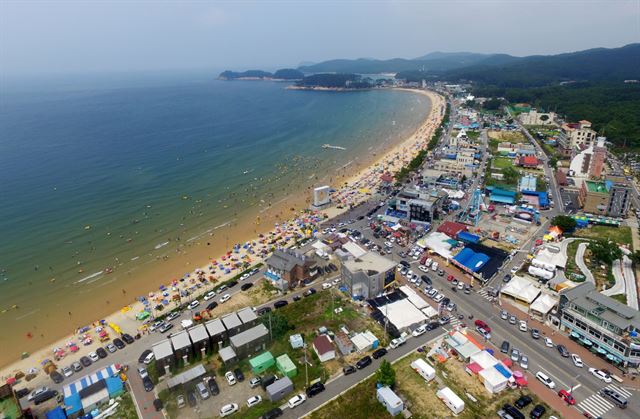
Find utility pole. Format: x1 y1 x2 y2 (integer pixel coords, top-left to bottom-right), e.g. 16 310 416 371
268 312 272 341
304 343 309 387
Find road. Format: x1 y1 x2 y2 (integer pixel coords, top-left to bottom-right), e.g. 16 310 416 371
576 242 595 284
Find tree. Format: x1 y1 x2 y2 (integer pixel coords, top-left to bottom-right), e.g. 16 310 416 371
551 215 577 232
549 156 558 169
588 239 623 265
628 250 640 265
376 360 396 388
502 166 520 184
260 312 293 340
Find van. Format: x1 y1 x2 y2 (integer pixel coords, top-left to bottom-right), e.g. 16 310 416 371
600 388 628 408
431 262 439 271
410 358 435 382
196 382 210 400
424 258 433 268
143 352 155 365
535 371 556 389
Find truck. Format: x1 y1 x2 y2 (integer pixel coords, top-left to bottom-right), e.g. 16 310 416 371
389 335 407 349
410 358 435 382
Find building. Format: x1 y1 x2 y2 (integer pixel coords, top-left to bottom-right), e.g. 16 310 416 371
578 180 630 217
341 252 396 299
437 221 468 239
558 120 597 156
516 155 540 168
559 283 640 368
249 351 275 374
377 386 404 416
205 318 227 351
229 324 270 358
312 335 336 362
152 339 174 375
221 312 244 336
62 364 124 416
276 354 297 378
388 188 445 224
590 138 607 178
264 249 315 290
607 182 631 217
334 331 354 355
519 109 557 126
266 377 294 402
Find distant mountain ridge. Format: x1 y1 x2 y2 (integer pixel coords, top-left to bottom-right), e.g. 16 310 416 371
297 44 639 87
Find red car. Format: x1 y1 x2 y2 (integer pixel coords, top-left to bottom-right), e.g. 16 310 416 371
447 275 455 282
474 320 491 333
558 389 576 405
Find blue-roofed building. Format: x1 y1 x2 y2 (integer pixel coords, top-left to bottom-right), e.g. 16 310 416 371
46 407 67 419
519 175 537 192
63 364 123 416
457 231 480 244
452 248 490 273
487 188 516 205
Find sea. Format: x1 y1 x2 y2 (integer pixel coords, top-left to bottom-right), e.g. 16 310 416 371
0 71 430 365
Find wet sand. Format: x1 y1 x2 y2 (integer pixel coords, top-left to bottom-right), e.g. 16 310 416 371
0 88 443 375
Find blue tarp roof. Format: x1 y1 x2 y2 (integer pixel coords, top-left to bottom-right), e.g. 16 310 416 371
494 363 512 379
491 188 517 197
46 407 67 419
457 231 480 244
64 393 82 415
64 364 120 397
453 248 490 272
489 194 516 204
105 377 123 395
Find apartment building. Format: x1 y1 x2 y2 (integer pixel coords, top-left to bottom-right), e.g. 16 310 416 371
559 283 640 368
578 180 630 217
558 120 597 156
341 252 396 299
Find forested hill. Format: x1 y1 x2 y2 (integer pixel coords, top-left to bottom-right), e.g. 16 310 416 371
218 68 303 80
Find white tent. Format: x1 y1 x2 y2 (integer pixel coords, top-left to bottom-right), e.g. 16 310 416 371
500 275 541 304
478 367 509 393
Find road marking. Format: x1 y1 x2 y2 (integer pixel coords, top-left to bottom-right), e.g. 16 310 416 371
571 384 582 391
577 393 614 418
607 383 633 398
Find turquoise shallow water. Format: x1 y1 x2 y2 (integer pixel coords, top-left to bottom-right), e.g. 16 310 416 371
0 74 429 349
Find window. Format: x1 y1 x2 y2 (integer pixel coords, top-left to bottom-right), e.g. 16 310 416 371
563 312 574 323
603 335 614 345
576 319 588 331
613 341 626 353
588 328 602 339
630 349 640 358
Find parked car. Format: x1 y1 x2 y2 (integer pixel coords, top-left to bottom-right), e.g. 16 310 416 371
530 329 540 339
225 371 237 385
196 382 210 400
187 300 200 310
241 283 253 291
510 348 520 362
518 320 528 332
304 288 317 297
514 395 532 409
138 349 152 364
500 340 510 354
288 393 306 409
508 315 517 325
206 377 220 396
356 356 372 369
519 355 529 370
343 365 356 375
544 337 554 348
122 333 135 344
207 301 219 310
306 382 325 397
530 404 546 419
33 390 58 405
372 348 387 359
28 387 50 401
219 403 239 417
247 395 262 408
106 343 117 353
158 323 174 333
257 307 272 316
412 325 427 337
219 294 231 303
153 398 163 412
143 376 154 392
80 356 92 367
204 291 216 301
234 368 245 382
274 300 288 309
500 310 508 320
71 361 83 373
389 336 407 349
261 407 283 419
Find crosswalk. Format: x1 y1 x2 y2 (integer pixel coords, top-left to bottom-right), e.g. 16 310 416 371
477 288 495 301
577 384 632 418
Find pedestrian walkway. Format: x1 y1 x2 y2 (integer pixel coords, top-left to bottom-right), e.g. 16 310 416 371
477 287 495 301
577 392 614 418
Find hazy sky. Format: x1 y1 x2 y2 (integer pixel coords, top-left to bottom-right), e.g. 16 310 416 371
1 0 638 75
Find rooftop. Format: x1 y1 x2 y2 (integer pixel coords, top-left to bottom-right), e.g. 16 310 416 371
230 323 269 348
152 339 174 360
312 335 334 355
237 307 258 325
221 312 243 330
266 249 308 271
170 330 192 351
205 318 226 336
343 252 396 275
585 180 609 194
188 324 209 343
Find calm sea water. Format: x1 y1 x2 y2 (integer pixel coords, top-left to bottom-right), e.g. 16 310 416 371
0 74 429 314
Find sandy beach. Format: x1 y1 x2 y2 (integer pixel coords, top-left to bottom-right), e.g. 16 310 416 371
0 88 444 384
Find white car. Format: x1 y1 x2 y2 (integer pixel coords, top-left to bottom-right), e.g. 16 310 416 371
187 300 200 310
418 265 429 273
431 262 439 271
203 291 216 301
88 352 100 362
510 266 519 275
225 371 237 385
589 368 612 383
412 325 427 337
544 337 554 348
288 393 307 409
332 278 341 285
322 283 332 290
219 294 231 303
389 336 406 349
427 289 437 298
518 320 527 332
62 366 74 377
384 241 393 248
406 270 414 278
137 367 149 378
571 354 583 368
535 371 556 389
219 403 239 417
433 294 444 303
246 395 262 408
519 355 529 370
457 282 464 290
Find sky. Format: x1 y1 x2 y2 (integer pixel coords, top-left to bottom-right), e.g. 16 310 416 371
0 0 638 76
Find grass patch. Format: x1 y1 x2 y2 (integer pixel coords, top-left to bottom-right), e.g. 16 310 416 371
572 226 633 247
611 294 628 304
492 157 513 170
113 392 138 419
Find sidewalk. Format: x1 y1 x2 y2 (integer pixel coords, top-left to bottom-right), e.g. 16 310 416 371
500 299 640 391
